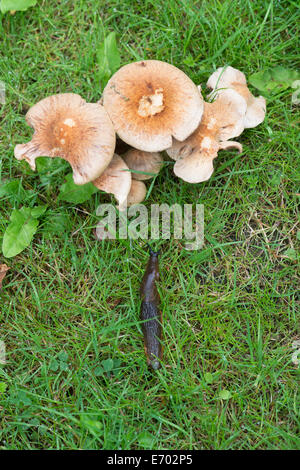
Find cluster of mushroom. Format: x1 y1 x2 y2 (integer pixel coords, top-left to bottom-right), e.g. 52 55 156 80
14 62 266 209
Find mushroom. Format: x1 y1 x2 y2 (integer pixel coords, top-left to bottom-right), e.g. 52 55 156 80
127 180 147 205
207 66 266 129
166 89 247 183
92 153 131 211
122 149 163 181
14 93 116 185
102 60 204 152
93 154 148 208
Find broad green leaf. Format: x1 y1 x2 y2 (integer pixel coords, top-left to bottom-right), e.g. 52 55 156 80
58 351 68 362
42 212 72 234
0 180 22 197
29 418 40 426
218 389 232 400
30 205 47 218
94 366 104 376
249 67 300 95
36 156 68 173
9 206 30 222
2 208 39 258
0 180 28 202
2 206 46 258
138 432 154 448
183 55 197 67
204 372 214 384
104 32 120 74
36 157 69 185
0 382 7 393
98 32 120 87
101 358 114 372
282 248 297 261
270 172 282 187
49 359 59 372
272 66 299 86
59 361 69 371
80 415 103 435
249 70 274 93
16 390 32 406
0 0 37 14
112 358 122 376
59 173 98 204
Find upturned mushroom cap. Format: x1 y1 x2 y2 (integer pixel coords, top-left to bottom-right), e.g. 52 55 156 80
92 153 131 211
122 149 163 181
207 66 246 90
127 180 147 205
102 60 204 152
167 90 246 183
14 93 116 185
207 66 266 129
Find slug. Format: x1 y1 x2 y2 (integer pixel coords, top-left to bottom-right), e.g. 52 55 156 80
140 248 162 370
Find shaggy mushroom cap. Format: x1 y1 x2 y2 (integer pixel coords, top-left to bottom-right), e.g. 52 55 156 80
92 154 131 211
207 66 266 129
167 89 246 183
102 60 203 152
127 180 147 205
122 149 163 181
14 93 116 185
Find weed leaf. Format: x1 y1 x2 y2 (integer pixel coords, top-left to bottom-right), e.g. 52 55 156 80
219 389 232 400
2 206 46 258
30 205 47 219
98 32 120 87
0 0 37 14
249 66 300 95
59 173 98 204
36 156 69 186
101 358 114 372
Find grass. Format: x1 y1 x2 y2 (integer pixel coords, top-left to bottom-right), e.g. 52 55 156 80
0 0 299 450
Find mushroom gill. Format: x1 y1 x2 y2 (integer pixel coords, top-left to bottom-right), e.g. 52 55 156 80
167 89 247 183
14 93 116 185
207 66 266 129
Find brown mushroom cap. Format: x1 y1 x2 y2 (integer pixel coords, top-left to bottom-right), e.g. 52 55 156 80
102 60 204 152
207 66 266 129
127 180 147 205
167 90 246 183
14 93 116 185
92 153 131 210
122 149 163 181
207 66 247 90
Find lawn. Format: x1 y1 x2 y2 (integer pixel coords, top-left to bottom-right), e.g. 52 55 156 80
0 0 299 450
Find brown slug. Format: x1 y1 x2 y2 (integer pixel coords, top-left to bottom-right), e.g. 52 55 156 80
140 248 162 370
